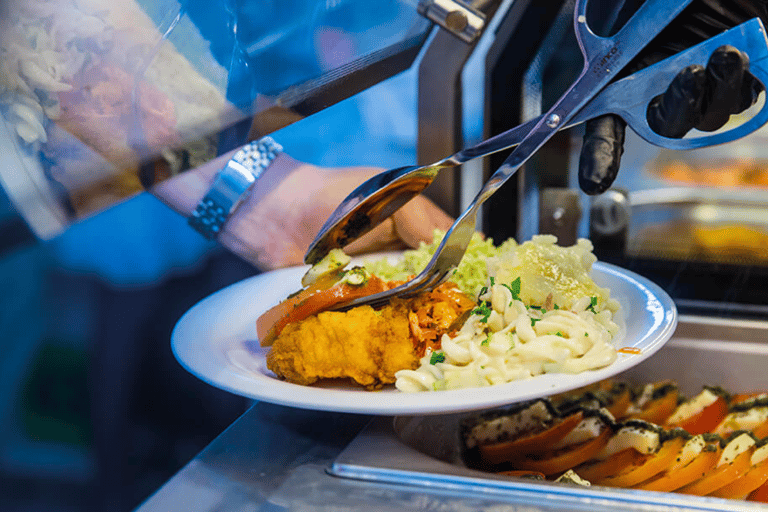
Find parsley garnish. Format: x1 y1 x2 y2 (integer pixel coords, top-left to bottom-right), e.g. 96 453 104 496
553 303 560 310
430 352 445 365
503 277 521 301
479 277 496 297
586 296 598 313
556 331 564 337
481 335 491 346
531 317 541 327
473 302 492 323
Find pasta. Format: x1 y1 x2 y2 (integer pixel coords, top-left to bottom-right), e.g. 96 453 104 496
395 235 621 392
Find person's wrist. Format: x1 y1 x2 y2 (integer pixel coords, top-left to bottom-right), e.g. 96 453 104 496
217 154 312 268
186 137 282 240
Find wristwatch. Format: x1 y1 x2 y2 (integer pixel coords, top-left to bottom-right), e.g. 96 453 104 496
188 137 282 240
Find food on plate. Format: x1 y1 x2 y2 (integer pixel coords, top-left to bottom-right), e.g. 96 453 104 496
261 248 474 389
266 299 414 388
394 235 620 392
461 379 768 502
258 234 621 390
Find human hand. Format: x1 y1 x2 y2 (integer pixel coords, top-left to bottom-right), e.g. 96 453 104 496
578 0 768 195
218 155 454 270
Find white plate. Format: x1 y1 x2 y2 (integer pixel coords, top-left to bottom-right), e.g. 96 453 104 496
172 261 677 416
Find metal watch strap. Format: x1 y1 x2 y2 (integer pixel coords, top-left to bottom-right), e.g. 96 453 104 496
188 137 282 240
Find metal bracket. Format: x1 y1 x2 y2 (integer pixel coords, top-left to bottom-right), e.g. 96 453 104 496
418 0 486 43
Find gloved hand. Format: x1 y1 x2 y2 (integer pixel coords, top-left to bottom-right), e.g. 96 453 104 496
578 0 768 195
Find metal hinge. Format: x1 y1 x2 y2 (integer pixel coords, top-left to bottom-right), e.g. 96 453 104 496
417 0 486 43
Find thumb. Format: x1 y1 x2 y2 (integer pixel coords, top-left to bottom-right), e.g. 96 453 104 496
578 114 627 195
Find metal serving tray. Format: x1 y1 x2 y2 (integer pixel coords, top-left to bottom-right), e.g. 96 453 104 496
330 317 768 511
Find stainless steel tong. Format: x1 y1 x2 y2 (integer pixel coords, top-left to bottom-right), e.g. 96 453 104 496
306 1 768 310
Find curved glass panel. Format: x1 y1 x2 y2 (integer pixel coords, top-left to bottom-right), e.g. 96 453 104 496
0 0 431 237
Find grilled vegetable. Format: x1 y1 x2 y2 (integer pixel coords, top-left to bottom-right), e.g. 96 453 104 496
596 433 687 488
665 387 729 435
677 432 756 496
634 437 722 493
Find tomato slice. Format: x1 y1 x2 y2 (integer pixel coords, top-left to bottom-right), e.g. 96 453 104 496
574 448 648 483
606 386 633 420
595 436 686 488
748 479 768 502
629 386 679 425
666 396 729 435
256 274 388 346
479 411 584 465
634 446 721 493
752 419 768 440
710 455 768 499
677 448 753 496
512 426 612 476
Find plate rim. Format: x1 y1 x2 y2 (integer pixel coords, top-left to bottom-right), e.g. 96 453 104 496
171 260 678 415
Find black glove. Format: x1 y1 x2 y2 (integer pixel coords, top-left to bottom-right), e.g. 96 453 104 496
578 0 768 196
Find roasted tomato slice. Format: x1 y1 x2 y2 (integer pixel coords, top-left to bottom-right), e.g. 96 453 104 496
479 411 584 465
595 436 686 488
512 426 612 476
666 395 729 435
677 448 753 496
256 273 388 346
634 445 721 493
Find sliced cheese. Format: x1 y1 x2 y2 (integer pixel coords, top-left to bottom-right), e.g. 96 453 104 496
718 433 755 467
715 407 768 435
466 401 552 449
752 443 768 466
556 469 591 486
550 415 605 449
667 389 719 425
594 423 660 460
675 435 707 468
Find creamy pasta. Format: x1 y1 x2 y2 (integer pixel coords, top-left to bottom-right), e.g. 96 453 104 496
395 236 621 392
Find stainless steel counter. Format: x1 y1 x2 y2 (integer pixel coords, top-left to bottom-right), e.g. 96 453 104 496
136 316 768 511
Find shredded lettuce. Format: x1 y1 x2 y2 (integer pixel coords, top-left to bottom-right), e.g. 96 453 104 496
365 230 509 297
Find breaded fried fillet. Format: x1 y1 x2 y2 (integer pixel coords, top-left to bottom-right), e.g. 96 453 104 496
266 300 417 389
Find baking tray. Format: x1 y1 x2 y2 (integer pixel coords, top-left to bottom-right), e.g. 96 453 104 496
330 317 768 511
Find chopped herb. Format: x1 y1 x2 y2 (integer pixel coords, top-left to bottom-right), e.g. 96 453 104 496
584 332 589 337
586 296 598 313
473 302 492 323
503 277 521 301
541 308 548 314
528 305 541 310
556 331 564 337
553 304 560 310
481 335 491 346
490 276 496 286
531 317 541 327
430 352 445 365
